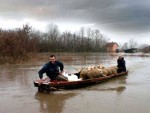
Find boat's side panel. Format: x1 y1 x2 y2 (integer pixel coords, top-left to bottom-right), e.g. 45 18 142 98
34 71 128 91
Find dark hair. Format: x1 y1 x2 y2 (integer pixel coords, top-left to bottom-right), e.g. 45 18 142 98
50 55 56 58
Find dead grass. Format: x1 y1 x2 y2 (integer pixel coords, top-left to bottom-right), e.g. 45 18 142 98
0 52 74 66
57 56 73 61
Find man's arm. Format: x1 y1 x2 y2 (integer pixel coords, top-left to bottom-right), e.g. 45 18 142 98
117 59 119 67
38 64 48 79
57 61 64 75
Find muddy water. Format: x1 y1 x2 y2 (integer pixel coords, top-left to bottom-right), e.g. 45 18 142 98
0 53 150 113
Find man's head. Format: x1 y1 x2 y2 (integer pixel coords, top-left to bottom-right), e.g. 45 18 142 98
49 55 56 64
118 55 123 60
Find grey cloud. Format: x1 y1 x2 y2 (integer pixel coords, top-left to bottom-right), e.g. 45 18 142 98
0 0 150 33
89 1 150 33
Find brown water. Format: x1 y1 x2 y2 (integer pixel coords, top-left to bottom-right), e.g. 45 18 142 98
0 52 150 113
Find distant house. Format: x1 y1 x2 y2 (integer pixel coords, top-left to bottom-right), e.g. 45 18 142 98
124 48 137 53
143 46 150 53
105 42 118 52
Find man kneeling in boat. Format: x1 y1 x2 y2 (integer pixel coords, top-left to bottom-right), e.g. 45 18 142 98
117 55 126 73
38 55 68 84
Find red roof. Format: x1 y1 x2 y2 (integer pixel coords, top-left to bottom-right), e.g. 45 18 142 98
105 42 118 47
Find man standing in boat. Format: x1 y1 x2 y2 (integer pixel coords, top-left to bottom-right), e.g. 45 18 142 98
117 55 126 73
38 55 68 83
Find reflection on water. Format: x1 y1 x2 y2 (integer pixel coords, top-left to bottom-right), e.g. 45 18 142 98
0 52 150 113
35 92 77 113
88 86 126 94
83 75 127 95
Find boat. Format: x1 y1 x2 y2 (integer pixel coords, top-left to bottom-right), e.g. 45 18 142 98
34 71 128 92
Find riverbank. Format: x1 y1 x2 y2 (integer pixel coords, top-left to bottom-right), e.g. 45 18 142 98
0 52 150 66
0 52 75 67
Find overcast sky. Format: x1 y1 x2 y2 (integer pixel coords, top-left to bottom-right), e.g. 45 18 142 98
0 0 150 44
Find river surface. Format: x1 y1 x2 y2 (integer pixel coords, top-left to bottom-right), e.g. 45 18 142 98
0 52 150 113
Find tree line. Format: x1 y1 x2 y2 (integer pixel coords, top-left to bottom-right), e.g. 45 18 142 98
0 24 109 63
119 39 150 52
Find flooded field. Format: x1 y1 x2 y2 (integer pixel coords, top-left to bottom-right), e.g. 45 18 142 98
0 52 150 113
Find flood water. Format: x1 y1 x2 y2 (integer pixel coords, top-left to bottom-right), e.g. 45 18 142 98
0 52 150 113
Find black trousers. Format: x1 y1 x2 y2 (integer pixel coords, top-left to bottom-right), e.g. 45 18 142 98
117 67 126 73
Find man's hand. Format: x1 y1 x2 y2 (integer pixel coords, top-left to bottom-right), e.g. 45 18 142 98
59 70 64 76
38 79 44 85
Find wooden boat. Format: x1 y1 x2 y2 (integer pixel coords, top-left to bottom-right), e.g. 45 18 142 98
34 71 128 92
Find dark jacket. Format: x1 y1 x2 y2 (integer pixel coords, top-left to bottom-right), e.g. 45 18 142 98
117 57 126 73
38 61 64 80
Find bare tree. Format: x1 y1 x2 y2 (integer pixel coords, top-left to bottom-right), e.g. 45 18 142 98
46 24 60 51
128 39 138 48
122 42 128 50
